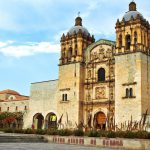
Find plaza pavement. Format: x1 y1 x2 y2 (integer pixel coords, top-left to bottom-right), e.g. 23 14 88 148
0 143 125 150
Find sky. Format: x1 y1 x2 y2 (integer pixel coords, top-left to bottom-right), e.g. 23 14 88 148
0 0 149 96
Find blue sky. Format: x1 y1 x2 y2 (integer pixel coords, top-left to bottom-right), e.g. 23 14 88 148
0 0 149 95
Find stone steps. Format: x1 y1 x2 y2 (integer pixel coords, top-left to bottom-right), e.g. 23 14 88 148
0 134 48 143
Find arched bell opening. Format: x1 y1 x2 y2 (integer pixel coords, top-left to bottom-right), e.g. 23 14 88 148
126 34 131 50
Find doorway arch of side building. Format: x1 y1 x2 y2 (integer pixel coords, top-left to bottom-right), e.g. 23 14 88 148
93 110 107 130
33 113 44 129
45 112 57 129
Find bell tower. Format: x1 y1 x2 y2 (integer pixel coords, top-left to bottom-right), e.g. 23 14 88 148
115 1 150 54
115 2 150 128
58 16 95 128
59 16 95 65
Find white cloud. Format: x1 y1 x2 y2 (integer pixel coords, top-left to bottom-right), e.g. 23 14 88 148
0 41 60 58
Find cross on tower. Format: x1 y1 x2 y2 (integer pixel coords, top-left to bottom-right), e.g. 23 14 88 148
78 12 80 17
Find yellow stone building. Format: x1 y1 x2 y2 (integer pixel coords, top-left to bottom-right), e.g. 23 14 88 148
2 2 149 131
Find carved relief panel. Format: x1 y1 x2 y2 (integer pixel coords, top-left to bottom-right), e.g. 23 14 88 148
95 87 106 99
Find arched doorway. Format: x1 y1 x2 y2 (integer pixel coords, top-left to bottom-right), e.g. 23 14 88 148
33 113 44 129
45 112 57 129
93 111 106 130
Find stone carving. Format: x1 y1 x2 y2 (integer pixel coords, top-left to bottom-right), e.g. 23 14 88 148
86 93 91 100
87 70 91 79
95 87 106 99
106 48 112 58
110 66 114 75
99 48 105 60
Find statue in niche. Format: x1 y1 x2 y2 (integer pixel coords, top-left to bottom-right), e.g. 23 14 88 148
95 87 106 99
110 66 114 75
87 70 91 79
86 93 91 101
106 48 112 58
99 48 105 60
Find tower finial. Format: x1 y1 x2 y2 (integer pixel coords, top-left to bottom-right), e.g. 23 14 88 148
129 1 136 11
75 13 82 26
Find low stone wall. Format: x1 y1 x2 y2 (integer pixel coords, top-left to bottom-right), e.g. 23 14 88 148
43 135 150 150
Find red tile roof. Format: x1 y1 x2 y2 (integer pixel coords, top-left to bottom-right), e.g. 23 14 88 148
0 89 29 101
0 89 20 95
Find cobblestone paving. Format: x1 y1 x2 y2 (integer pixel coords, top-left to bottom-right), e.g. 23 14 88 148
0 143 125 150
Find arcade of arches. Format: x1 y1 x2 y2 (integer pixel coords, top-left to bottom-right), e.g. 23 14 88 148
33 113 57 129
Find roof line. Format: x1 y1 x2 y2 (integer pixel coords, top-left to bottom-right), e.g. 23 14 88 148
31 79 58 84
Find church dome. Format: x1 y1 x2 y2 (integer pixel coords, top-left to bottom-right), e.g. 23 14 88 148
68 26 89 36
122 1 143 22
123 11 143 21
68 16 89 36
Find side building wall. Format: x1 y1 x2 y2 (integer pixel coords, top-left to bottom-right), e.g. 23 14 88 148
23 80 58 129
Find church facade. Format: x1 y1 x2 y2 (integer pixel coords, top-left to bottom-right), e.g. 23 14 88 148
23 2 150 130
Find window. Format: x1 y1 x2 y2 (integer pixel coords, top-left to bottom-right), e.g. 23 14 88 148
24 106 27 110
119 34 122 48
125 88 133 98
126 34 131 50
15 106 18 111
7 107 9 112
62 94 68 101
0 107 1 112
98 68 105 81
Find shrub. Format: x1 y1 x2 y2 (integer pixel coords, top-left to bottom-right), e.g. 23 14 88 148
24 128 36 134
58 129 73 136
14 129 25 134
46 129 58 135
4 128 13 133
107 131 116 138
123 131 136 139
36 129 46 135
87 130 99 137
98 130 108 137
73 129 84 136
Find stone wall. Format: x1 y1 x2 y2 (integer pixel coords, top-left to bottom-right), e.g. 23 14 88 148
115 52 143 127
24 80 58 129
44 135 150 150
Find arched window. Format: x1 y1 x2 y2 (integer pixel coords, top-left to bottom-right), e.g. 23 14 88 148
134 31 137 45
119 34 122 48
7 107 9 112
62 94 65 101
98 68 105 81
126 34 131 50
126 88 129 97
129 88 133 97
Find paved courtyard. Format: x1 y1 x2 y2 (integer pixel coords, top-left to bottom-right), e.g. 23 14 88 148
0 143 125 150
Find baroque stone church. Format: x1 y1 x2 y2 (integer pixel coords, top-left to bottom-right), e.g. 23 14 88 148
22 2 150 130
